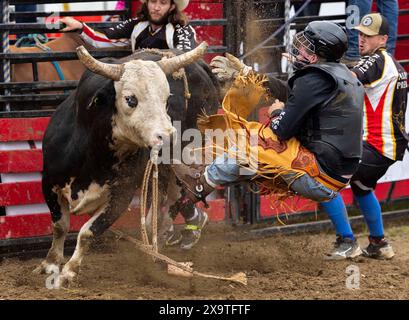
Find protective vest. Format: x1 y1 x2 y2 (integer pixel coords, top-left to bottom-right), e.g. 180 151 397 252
288 62 365 159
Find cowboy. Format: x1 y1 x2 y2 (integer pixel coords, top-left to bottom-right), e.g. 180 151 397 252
171 21 365 248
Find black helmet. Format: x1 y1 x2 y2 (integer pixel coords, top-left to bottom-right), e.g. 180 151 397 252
303 21 348 62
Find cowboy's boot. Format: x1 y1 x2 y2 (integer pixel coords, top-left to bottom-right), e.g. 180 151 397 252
171 163 215 205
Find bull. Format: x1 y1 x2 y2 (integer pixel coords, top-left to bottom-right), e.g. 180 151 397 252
34 42 220 288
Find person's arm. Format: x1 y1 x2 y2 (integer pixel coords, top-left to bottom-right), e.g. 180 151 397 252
270 70 335 141
173 24 197 51
60 17 136 48
351 51 385 87
81 18 139 48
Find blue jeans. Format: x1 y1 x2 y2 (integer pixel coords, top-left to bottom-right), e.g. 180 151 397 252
345 0 398 59
206 153 337 202
15 5 37 23
377 0 398 55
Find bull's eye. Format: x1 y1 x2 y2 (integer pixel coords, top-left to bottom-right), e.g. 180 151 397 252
125 95 138 108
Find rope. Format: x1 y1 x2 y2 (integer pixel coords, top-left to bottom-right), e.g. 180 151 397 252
140 158 153 246
109 229 247 286
32 35 66 82
123 147 247 286
140 147 160 255
2 0 10 112
151 149 159 254
13 34 66 88
14 33 47 48
284 0 292 74
114 48 247 285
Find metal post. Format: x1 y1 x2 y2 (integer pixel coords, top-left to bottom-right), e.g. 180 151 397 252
2 0 10 112
284 0 292 74
224 0 234 54
124 0 132 20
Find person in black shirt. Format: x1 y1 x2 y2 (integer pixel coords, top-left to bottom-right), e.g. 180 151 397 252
60 0 196 52
171 21 365 255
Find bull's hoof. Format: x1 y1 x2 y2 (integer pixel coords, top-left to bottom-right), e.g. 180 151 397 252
54 270 77 289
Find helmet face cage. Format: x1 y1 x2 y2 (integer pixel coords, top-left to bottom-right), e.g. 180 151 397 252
290 31 316 59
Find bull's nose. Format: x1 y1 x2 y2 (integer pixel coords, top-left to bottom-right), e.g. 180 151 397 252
152 133 164 146
149 127 177 147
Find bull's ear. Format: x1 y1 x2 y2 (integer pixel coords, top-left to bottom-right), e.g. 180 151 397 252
86 85 115 110
86 93 100 109
87 94 98 110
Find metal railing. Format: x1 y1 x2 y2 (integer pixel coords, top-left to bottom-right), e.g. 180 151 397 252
0 0 231 114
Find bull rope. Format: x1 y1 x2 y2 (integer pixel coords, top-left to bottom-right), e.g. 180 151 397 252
139 147 160 254
111 149 247 286
110 229 247 285
284 0 292 74
2 0 10 112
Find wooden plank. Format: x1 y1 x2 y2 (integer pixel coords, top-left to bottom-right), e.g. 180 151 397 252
0 214 89 239
0 214 51 239
0 199 226 240
246 209 409 240
375 182 392 202
0 117 50 142
340 188 354 205
391 180 409 198
0 181 44 206
0 94 68 103
259 195 317 218
0 149 43 173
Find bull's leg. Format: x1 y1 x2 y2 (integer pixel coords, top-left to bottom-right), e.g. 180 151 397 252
33 205 70 274
34 182 70 275
55 155 141 288
54 205 106 288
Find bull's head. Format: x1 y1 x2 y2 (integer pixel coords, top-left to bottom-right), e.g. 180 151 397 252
76 42 208 149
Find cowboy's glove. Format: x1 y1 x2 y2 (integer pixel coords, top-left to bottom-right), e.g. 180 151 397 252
210 53 252 82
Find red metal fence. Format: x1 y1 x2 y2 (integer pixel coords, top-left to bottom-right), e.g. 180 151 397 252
1 1 408 247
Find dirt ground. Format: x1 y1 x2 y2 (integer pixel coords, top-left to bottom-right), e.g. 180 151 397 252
1 222 409 300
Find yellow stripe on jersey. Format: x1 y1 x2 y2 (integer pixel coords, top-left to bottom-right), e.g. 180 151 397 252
387 83 398 159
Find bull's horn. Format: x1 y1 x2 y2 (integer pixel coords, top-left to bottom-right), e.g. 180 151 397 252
157 42 208 75
76 46 124 81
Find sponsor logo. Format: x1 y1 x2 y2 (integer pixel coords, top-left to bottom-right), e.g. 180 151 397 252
362 16 373 27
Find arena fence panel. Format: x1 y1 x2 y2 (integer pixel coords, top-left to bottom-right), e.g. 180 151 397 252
1 0 229 113
0 1 408 254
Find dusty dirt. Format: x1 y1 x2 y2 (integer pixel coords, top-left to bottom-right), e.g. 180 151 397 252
1 222 409 300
